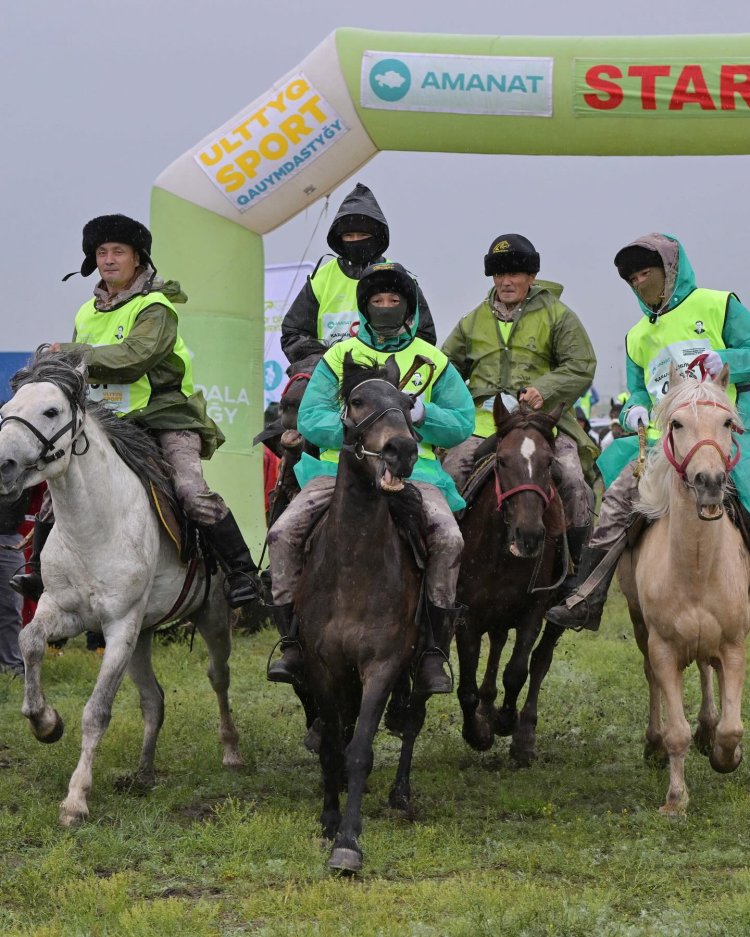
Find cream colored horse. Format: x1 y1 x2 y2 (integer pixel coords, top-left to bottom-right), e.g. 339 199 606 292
618 364 750 816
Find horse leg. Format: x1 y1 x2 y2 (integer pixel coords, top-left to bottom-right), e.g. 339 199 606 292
496 617 542 741
456 618 494 751
388 694 428 811
632 615 667 766
694 661 718 758
19 599 84 744
329 671 393 873
478 630 506 731
60 618 141 827
709 644 745 774
511 618 563 766
648 640 692 816
318 703 345 841
122 629 164 789
192 581 243 770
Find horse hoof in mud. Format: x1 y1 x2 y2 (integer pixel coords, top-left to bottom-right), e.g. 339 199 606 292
461 717 494 753
328 846 362 874
509 739 536 768
493 706 518 738
31 710 64 744
658 795 688 819
709 744 742 775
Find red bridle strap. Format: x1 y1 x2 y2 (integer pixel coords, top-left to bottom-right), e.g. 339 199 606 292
662 399 742 480
494 469 555 511
280 372 312 397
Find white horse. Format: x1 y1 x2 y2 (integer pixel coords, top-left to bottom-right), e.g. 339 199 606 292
618 364 750 815
0 351 243 826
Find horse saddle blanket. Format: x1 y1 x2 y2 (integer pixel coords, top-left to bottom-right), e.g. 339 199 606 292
458 453 567 540
147 481 198 564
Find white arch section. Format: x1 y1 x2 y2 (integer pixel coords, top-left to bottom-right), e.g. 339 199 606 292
151 28 750 542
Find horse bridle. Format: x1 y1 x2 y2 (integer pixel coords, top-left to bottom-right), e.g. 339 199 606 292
340 378 416 461
0 391 89 469
663 399 742 482
494 470 556 511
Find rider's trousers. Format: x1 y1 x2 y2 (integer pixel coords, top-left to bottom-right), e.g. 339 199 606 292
588 461 639 550
268 476 464 608
443 431 592 528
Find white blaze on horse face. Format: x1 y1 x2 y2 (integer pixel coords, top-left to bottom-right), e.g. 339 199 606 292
520 436 536 478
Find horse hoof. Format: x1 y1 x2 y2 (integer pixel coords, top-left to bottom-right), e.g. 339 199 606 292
462 723 493 752
509 743 536 768
328 847 362 874
36 712 64 744
710 746 742 774
114 772 155 794
388 789 410 812
493 710 518 737
658 801 687 819
59 807 88 828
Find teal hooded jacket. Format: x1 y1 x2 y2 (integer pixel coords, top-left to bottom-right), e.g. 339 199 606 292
598 233 750 508
294 306 475 511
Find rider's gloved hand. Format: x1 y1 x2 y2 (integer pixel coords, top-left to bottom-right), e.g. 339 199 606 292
410 396 426 426
704 350 724 378
625 405 649 430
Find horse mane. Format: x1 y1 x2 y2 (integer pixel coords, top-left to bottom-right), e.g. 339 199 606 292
497 406 558 448
339 355 398 404
637 377 742 519
11 348 173 500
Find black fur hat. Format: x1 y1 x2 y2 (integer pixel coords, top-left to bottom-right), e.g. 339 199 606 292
613 244 664 282
79 214 154 277
356 262 418 318
484 234 540 276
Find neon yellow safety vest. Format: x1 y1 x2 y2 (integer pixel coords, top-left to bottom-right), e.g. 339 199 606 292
74 292 194 416
311 258 388 347
321 336 448 463
626 288 734 438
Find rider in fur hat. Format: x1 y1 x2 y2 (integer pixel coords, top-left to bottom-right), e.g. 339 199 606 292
11 214 260 609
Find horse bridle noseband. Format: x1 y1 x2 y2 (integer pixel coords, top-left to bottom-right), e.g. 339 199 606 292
494 470 556 511
0 393 89 469
662 399 742 482
340 378 416 461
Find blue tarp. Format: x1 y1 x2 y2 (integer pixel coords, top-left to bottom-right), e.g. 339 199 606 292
0 352 32 403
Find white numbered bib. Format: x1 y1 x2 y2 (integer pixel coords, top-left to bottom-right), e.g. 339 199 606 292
321 311 359 346
88 383 131 413
646 338 712 403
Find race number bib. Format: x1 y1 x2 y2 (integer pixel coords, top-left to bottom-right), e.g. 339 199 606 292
88 383 130 413
646 338 712 403
321 311 359 346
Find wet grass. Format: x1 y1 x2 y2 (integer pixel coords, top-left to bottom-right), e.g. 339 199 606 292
1 587 750 935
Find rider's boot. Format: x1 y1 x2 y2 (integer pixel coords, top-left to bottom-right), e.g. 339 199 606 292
267 602 304 684
10 517 53 602
545 541 625 632
559 525 590 595
203 511 261 609
413 601 461 695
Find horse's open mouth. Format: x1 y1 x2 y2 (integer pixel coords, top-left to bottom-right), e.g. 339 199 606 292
379 464 405 493
698 503 724 521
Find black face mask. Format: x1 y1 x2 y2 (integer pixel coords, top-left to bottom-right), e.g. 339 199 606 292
340 237 378 266
365 297 409 337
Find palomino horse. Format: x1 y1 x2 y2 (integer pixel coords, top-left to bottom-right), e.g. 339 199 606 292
618 364 750 815
456 396 567 765
0 351 242 826
295 355 428 873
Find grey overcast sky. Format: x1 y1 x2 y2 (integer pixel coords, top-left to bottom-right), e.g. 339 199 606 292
3 0 750 401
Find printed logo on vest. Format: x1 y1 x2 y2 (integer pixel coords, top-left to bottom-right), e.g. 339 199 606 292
115 326 124 340
412 371 423 387
694 320 705 334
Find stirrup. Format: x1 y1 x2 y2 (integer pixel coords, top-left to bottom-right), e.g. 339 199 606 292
413 647 454 695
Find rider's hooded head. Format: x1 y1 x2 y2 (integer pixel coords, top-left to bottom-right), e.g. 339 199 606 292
356 263 418 347
327 183 389 271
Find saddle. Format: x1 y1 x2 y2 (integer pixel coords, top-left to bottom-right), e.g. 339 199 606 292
147 480 200 564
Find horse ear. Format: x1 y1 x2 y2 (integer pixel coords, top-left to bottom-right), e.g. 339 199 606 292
341 351 356 381
384 355 400 388
493 393 511 432
610 397 616 408
714 362 730 389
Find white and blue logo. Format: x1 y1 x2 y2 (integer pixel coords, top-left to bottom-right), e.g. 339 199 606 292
369 58 411 102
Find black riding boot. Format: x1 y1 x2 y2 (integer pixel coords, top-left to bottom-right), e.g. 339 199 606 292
413 601 460 695
203 511 260 609
559 525 590 595
545 543 622 632
267 603 303 684
10 517 53 602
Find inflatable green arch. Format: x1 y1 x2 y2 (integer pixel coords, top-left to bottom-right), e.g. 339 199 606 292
151 28 750 545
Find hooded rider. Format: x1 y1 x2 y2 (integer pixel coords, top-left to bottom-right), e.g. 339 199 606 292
547 232 750 632
442 234 598 588
267 262 474 694
280 183 436 363
11 214 260 609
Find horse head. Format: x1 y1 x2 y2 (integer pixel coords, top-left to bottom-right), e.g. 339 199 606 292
492 394 564 558
650 362 740 521
340 353 418 493
0 348 87 499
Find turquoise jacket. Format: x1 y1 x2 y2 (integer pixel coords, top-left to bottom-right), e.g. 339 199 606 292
295 307 475 511
598 234 750 508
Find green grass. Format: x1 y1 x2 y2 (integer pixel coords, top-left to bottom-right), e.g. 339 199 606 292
2 588 750 936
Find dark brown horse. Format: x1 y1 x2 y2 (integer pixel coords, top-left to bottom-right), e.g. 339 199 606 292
456 396 567 766
295 355 429 873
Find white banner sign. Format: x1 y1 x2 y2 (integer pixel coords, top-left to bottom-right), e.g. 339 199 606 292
194 73 349 212
361 51 553 117
263 261 316 409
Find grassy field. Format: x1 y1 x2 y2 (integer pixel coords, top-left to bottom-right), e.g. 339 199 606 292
1 586 750 936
